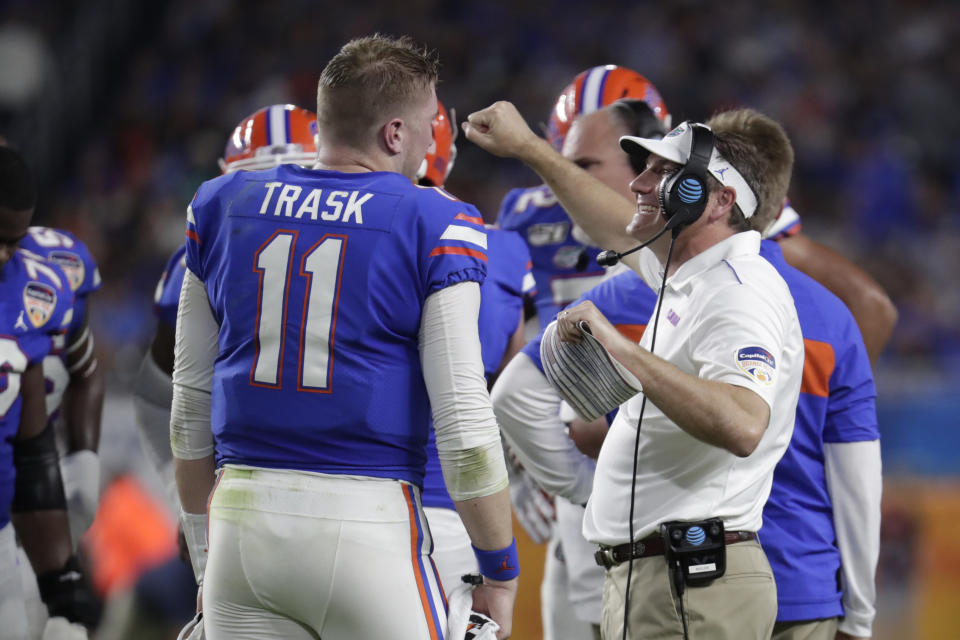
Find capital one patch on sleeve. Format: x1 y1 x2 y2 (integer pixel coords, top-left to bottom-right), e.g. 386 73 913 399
736 346 776 385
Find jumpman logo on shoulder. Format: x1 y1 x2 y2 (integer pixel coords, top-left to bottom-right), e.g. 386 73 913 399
14 310 27 331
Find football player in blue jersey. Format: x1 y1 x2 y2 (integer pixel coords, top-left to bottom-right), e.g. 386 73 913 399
496 66 671 331
469 100 884 639
18 226 104 547
16 227 103 638
0 146 97 637
171 36 516 639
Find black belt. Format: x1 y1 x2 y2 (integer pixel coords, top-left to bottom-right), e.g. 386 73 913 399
594 531 756 569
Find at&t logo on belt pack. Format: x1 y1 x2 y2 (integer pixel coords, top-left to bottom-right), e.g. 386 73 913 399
736 346 776 385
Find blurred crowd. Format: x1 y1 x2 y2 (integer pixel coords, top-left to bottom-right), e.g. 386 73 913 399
1 0 959 395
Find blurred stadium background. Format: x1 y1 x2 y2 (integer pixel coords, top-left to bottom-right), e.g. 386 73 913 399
1 0 957 637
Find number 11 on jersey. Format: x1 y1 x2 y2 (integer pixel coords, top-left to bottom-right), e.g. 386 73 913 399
251 230 347 392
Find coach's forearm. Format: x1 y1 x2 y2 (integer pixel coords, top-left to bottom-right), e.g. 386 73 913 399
559 301 771 456
454 487 514 551
611 338 769 456
522 137 636 253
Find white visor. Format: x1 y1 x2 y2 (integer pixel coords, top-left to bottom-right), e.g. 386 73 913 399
620 122 758 219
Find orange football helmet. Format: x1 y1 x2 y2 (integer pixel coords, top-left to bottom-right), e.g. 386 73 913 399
417 100 457 188
219 104 319 173
546 65 671 149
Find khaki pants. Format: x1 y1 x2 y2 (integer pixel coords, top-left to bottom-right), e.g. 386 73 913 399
772 617 839 640
601 539 776 640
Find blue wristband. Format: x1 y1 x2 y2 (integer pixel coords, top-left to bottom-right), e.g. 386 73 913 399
472 538 520 580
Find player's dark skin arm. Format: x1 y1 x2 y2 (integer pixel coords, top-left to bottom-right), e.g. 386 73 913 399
11 363 73 574
779 233 897 364
150 321 176 376
63 311 104 452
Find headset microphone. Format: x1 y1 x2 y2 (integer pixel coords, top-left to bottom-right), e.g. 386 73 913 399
595 222 672 267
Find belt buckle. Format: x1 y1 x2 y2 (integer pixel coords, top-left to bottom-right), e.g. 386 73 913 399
596 546 617 569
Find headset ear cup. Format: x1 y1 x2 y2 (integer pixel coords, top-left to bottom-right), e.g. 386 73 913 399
658 171 676 222
660 170 708 231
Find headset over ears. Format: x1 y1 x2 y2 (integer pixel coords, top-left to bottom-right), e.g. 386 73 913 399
658 123 715 232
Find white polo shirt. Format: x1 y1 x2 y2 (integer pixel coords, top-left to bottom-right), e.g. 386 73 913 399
583 231 803 545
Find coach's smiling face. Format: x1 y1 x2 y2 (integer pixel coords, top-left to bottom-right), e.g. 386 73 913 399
626 154 679 240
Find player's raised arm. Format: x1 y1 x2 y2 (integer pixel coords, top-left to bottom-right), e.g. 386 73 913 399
778 232 897 363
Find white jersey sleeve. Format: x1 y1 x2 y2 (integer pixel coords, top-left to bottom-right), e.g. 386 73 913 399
825 440 881 637
419 281 507 501
169 268 218 460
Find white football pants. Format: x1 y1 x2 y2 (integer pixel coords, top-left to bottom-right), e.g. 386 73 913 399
423 506 476 601
203 466 448 640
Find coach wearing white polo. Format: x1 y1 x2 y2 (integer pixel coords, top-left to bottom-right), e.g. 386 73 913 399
463 104 804 639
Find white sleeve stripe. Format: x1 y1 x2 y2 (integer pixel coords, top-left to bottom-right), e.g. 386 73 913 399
77 358 98 379
67 339 95 373
66 327 91 354
522 272 536 294
187 205 196 225
440 225 488 249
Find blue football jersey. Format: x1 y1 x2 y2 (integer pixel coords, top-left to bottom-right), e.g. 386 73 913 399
0 250 73 527
421 227 535 510
498 185 606 329
20 227 101 335
154 245 187 328
758 240 878 622
185 166 488 487
19 228 101 419
477 228 535 379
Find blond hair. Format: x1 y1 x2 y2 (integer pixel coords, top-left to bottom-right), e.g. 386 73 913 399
706 109 794 233
317 34 439 149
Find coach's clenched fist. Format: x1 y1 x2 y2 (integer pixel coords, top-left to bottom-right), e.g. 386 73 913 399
462 101 549 161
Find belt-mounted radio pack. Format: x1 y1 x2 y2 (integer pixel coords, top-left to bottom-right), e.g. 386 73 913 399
660 518 727 586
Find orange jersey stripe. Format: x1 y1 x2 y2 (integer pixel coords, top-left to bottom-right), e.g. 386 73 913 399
403 487 442 640
800 338 835 398
429 246 488 262
615 323 647 343
185 229 201 244
454 212 484 225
